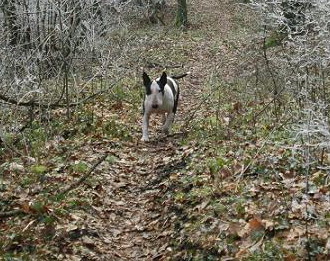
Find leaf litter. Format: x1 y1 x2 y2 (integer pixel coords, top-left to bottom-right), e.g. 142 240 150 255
1 0 330 260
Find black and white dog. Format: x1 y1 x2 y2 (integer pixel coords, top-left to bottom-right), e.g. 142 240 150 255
141 71 189 141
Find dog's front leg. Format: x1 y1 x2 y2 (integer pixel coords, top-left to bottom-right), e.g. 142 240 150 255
162 112 175 135
162 113 167 125
141 113 150 141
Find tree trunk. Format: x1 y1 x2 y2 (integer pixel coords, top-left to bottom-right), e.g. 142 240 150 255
176 0 187 28
2 0 19 45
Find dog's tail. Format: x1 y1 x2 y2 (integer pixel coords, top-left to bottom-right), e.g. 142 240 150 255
171 71 191 80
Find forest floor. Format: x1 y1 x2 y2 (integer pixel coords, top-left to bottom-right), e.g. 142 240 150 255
1 0 329 260
53 1 240 259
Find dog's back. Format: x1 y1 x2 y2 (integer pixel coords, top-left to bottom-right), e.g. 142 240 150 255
165 77 179 113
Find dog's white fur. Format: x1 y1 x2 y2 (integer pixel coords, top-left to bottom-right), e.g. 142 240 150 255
141 72 179 141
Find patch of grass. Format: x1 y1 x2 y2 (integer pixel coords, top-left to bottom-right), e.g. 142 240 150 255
67 199 87 209
20 176 36 187
30 165 47 174
306 238 328 259
210 200 228 216
30 201 48 214
25 124 48 157
104 119 132 141
243 241 285 260
106 155 118 164
208 157 227 174
70 161 89 173
264 31 286 49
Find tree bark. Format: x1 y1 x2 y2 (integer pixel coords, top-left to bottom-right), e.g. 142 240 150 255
176 0 187 28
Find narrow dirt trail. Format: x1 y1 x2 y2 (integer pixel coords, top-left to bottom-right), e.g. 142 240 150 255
97 140 187 259
82 0 237 259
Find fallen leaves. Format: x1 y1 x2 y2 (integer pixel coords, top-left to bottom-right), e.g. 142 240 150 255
2 2 330 261
248 217 264 232
162 121 330 260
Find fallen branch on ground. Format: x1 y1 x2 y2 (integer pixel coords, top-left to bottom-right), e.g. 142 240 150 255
180 93 211 132
0 209 25 219
59 153 108 195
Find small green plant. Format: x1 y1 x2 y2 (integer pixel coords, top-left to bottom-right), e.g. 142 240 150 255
104 119 132 141
235 199 246 218
2 132 15 144
244 241 285 260
30 165 47 174
306 238 327 259
211 201 228 216
208 157 227 174
265 32 285 48
106 155 118 164
24 123 49 157
30 201 47 214
189 186 213 200
174 192 187 203
71 161 89 173
68 199 82 208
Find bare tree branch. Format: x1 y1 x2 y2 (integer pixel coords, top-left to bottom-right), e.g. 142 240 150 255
0 81 119 109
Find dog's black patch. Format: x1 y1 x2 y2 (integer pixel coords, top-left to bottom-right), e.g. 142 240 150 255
173 84 179 113
156 83 165 95
143 72 152 95
167 78 179 113
142 99 145 114
167 79 176 97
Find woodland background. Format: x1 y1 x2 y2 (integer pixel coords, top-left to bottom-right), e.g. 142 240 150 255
0 0 329 260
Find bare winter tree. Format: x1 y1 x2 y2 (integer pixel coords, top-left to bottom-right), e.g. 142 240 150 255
2 0 20 45
249 2 330 257
0 0 122 144
250 0 330 103
0 0 180 148
0 1 132 107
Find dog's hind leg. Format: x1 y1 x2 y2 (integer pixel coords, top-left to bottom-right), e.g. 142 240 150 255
162 112 175 135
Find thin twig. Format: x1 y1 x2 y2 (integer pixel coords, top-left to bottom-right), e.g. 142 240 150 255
262 25 281 116
0 209 25 219
180 93 212 132
145 61 183 69
304 110 312 261
0 80 120 109
59 153 108 195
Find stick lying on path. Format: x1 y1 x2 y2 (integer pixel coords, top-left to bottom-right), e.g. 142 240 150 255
0 209 24 219
59 153 108 195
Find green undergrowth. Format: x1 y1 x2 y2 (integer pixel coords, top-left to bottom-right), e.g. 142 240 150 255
1 1 330 260
164 74 329 259
0 77 142 259
0 5 198 257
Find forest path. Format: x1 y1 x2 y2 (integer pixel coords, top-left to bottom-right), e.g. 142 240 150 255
83 0 237 259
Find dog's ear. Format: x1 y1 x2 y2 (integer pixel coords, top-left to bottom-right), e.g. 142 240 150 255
159 71 167 89
143 72 151 95
143 72 151 86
